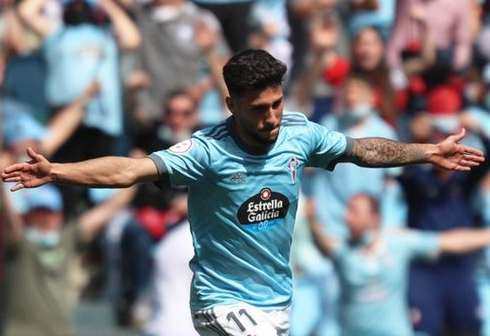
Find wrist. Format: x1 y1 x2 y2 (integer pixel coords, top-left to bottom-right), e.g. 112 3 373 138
425 143 439 163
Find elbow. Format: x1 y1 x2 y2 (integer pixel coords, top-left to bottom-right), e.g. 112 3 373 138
120 34 142 51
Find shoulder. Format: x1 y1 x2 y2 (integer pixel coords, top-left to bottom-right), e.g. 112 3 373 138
194 120 231 142
281 111 309 127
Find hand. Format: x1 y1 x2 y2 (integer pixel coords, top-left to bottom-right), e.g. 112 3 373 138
432 128 485 171
309 15 338 52
84 81 101 99
410 4 426 22
194 19 218 54
1 147 53 191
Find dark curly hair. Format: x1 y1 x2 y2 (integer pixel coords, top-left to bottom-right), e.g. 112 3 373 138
223 49 287 97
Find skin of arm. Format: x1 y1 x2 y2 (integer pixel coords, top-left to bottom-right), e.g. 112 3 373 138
402 5 436 76
16 0 54 38
78 184 138 242
42 81 100 157
351 0 379 10
292 0 338 19
191 18 229 106
295 15 338 108
305 197 338 257
2 147 159 191
99 0 141 50
341 129 485 171
439 228 490 254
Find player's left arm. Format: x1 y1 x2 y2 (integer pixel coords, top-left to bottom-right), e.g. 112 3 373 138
339 128 485 171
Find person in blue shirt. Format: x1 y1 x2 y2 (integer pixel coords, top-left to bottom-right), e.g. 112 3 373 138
307 192 490 336
1 49 485 335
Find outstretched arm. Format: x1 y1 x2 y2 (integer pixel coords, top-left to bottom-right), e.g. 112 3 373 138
1 147 159 191
340 128 485 171
439 228 490 254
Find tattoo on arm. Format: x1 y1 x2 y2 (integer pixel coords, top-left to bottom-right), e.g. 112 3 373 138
343 137 428 167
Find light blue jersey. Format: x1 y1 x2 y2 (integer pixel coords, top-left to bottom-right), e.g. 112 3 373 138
149 111 349 311
333 228 439 336
44 24 123 136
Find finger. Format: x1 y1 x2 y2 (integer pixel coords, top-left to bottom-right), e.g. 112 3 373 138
459 159 481 167
461 145 485 157
10 183 25 192
454 166 471 172
451 128 466 143
26 147 41 161
462 152 485 162
2 174 22 182
3 162 26 174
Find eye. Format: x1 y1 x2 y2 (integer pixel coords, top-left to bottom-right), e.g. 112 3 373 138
272 98 283 109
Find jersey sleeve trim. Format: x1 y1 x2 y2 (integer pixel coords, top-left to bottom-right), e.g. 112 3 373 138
148 153 171 189
326 136 354 171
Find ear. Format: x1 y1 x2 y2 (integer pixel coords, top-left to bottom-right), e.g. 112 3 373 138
225 96 235 115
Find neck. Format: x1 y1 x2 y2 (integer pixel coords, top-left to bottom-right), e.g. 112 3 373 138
227 117 273 155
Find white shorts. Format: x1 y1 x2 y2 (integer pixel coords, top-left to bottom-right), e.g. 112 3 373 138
192 302 290 336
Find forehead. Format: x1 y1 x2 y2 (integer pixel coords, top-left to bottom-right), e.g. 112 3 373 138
234 85 283 105
348 195 372 210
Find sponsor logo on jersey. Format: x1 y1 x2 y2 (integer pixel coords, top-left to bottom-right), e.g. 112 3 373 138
237 188 290 232
168 139 193 153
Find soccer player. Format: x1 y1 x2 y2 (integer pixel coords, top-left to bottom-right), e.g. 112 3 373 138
2 49 485 335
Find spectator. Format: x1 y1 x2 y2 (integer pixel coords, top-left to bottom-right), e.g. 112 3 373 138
400 115 490 336
0 168 136 336
248 0 292 74
106 90 202 328
387 0 473 89
1 81 99 161
337 0 396 40
17 0 141 217
307 192 490 336
0 0 49 119
118 0 230 125
191 0 255 53
142 193 197 336
296 22 398 125
285 0 338 91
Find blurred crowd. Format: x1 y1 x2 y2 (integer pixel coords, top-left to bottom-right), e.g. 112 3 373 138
1 0 490 336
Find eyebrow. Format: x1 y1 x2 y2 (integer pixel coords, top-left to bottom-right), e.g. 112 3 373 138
249 96 284 109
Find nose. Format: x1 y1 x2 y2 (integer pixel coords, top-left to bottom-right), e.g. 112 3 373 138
264 108 280 128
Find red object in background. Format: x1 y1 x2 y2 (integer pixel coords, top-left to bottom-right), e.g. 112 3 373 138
135 207 187 240
322 57 350 87
427 85 463 115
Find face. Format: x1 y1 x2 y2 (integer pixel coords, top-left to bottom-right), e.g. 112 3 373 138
343 78 374 110
226 85 284 149
24 208 63 233
344 194 379 241
352 28 384 71
164 94 197 133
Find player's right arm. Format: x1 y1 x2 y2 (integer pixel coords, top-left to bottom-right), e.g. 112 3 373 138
2 147 159 191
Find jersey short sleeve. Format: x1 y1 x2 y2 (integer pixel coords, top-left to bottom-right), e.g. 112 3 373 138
148 137 210 187
305 119 352 170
